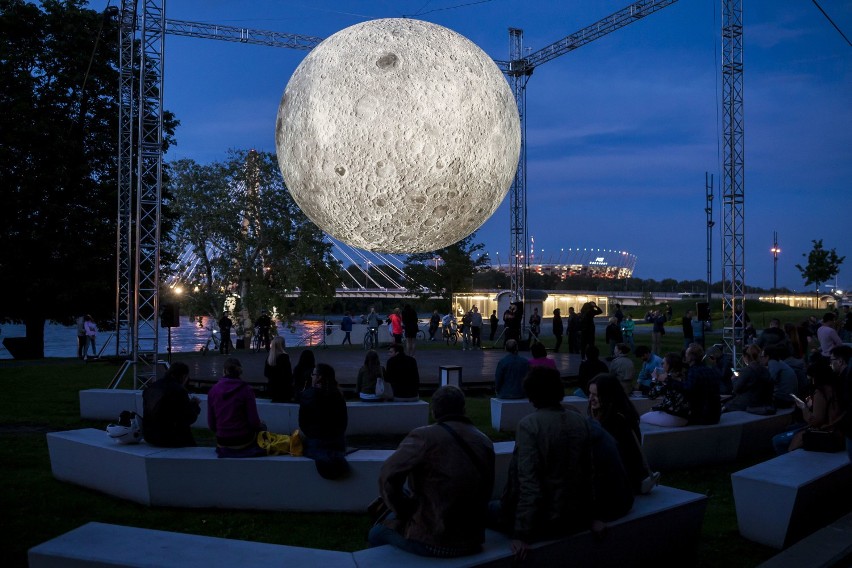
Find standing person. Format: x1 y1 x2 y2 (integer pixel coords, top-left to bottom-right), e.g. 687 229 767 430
489 309 499 341
682 310 695 350
299 363 349 479
470 306 483 349
691 314 705 349
621 313 635 352
579 301 602 357
368 386 495 558
605 317 622 358
402 304 419 357
75 316 87 360
842 305 852 342
218 312 233 354
503 303 521 343
255 310 273 351
494 339 530 400
357 349 389 401
367 306 382 347
588 373 659 495
207 358 267 458
389 308 403 345
460 310 473 350
340 312 353 345
651 310 667 355
429 310 440 341
83 315 97 360
528 308 541 342
566 307 581 354
385 343 420 401
142 362 200 448
292 349 316 397
552 308 564 352
489 366 593 562
264 336 293 403
613 304 624 327
818 313 844 358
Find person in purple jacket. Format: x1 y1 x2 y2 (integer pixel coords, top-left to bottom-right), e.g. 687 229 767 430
207 358 267 458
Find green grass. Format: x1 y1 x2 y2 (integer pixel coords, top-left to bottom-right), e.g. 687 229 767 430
0 339 784 567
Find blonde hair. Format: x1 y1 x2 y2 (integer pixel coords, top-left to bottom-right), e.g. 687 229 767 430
266 336 286 366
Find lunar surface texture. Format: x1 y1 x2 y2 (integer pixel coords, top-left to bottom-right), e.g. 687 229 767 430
275 18 520 253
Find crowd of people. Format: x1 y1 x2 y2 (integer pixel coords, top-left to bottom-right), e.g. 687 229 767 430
126 302 851 562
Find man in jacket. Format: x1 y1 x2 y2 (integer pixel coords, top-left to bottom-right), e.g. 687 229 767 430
385 343 420 401
490 366 593 561
369 385 495 558
142 361 200 447
495 340 529 399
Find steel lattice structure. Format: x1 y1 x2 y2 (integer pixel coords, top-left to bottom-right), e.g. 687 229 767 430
114 0 745 383
721 0 746 366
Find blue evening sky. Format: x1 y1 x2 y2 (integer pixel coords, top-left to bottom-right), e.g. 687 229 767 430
89 0 851 291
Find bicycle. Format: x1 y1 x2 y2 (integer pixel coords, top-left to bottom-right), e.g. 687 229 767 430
442 322 458 345
416 329 426 341
363 326 379 350
251 327 262 353
200 327 221 355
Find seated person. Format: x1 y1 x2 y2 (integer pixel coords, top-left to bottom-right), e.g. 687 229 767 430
635 345 663 394
576 345 609 395
489 366 593 562
356 349 389 401
495 339 530 399
207 358 267 458
763 344 799 409
682 344 721 425
142 361 200 447
528 341 556 369
369 386 495 558
299 363 349 479
724 345 773 413
385 343 420 401
641 352 690 427
607 343 634 395
586 418 634 522
264 336 293 403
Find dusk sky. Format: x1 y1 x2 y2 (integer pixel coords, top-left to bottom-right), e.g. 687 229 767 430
90 0 851 291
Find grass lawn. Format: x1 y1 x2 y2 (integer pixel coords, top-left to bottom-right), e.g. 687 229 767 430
1 313 805 567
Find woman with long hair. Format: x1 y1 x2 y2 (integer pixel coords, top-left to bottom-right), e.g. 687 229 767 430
264 336 293 402
640 352 690 427
589 373 658 494
292 349 316 397
299 363 349 478
356 349 389 401
773 359 844 453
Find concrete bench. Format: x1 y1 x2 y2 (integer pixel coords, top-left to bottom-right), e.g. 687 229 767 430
732 449 852 549
47 429 515 512
80 389 430 435
28 522 357 568
640 409 794 471
31 485 707 567
490 395 657 432
757 510 852 567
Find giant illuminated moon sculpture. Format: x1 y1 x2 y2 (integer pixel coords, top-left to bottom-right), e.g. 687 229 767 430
275 18 520 253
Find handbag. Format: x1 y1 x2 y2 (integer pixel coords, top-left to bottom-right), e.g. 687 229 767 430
802 429 845 453
256 429 303 456
375 369 385 397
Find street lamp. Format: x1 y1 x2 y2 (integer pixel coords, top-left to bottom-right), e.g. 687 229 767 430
770 231 781 299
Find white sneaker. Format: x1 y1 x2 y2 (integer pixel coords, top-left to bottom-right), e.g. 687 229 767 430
641 471 661 494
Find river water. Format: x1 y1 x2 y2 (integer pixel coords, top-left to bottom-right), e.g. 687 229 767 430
0 316 325 360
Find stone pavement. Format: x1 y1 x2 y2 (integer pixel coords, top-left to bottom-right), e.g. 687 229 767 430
173 342 581 394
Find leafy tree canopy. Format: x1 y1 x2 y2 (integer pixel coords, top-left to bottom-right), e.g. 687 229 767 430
0 0 177 356
167 150 340 328
795 239 845 293
403 234 489 300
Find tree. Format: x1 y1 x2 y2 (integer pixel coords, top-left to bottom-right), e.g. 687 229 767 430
167 150 339 329
795 239 845 293
403 234 489 301
0 0 177 357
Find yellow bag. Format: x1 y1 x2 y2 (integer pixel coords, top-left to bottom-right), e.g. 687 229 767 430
256 429 303 456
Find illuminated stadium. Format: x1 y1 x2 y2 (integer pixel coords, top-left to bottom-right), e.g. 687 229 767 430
491 245 637 280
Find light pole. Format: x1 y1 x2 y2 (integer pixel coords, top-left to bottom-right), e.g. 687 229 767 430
770 231 781 300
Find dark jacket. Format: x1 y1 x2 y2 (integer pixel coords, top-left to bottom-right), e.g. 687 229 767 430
502 407 593 542
298 386 347 447
385 353 420 399
495 353 530 399
726 363 773 412
684 365 721 425
378 417 495 553
142 377 199 447
264 353 293 403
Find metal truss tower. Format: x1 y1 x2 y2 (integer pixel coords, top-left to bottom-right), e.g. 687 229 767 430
721 0 745 366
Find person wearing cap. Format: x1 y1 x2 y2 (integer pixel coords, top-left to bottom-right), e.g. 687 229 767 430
207 358 267 457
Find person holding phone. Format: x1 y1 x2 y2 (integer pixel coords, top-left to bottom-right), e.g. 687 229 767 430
722 345 773 413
